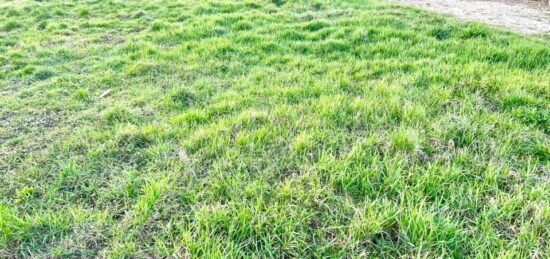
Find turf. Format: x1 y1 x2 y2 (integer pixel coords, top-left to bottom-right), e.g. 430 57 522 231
1 0 549 257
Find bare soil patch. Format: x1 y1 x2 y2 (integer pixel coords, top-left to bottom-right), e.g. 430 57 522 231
394 0 550 34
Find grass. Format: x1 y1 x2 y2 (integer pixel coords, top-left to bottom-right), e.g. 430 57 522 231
0 0 549 257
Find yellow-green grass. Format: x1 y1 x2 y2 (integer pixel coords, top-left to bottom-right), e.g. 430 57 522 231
0 0 549 257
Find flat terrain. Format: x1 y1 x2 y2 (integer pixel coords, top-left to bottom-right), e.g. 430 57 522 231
395 0 550 35
1 0 549 257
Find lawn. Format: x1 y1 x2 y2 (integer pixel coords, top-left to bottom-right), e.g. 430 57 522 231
0 0 549 257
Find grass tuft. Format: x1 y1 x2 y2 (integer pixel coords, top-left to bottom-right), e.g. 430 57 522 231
33 69 55 80
3 20 23 31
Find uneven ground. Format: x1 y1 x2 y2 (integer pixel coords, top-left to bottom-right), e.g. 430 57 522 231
395 0 550 35
1 0 549 257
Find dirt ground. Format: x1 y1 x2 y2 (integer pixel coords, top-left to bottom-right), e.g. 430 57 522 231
394 0 550 35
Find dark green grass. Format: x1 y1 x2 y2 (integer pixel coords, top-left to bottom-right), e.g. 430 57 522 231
1 0 549 257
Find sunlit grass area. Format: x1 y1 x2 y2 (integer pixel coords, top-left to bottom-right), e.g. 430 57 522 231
1 0 549 257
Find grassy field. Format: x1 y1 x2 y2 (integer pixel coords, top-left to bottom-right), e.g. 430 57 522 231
1 0 549 257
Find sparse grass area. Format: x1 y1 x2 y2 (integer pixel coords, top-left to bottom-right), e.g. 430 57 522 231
1 0 549 257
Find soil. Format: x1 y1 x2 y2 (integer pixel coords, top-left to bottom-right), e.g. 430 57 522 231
394 0 550 34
